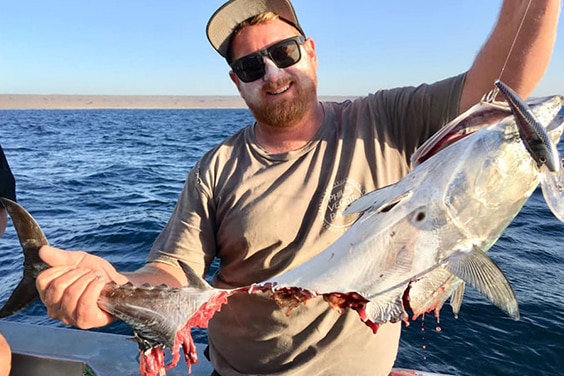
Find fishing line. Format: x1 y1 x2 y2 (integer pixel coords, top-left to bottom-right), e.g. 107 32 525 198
485 0 533 102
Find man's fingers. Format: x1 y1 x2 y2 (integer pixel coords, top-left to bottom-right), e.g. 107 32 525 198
39 245 87 268
38 245 127 285
40 267 91 310
38 267 113 328
72 276 114 328
36 265 77 303
35 246 126 328
39 267 91 322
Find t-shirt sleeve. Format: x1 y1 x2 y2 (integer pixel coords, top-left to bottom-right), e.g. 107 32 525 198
146 161 217 278
368 73 466 163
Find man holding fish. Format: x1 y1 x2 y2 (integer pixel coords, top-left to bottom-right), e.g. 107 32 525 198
34 1 560 375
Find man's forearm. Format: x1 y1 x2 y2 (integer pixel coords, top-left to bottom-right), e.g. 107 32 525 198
460 0 561 112
124 261 189 288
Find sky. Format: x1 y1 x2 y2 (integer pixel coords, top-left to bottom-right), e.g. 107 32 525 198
1 0 563 97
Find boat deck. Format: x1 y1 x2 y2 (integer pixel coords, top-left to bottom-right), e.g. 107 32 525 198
0 321 211 375
0 321 451 376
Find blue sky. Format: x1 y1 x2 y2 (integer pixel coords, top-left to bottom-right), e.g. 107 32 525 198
2 0 563 96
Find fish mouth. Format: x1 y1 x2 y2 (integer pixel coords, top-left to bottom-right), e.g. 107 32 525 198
412 102 510 166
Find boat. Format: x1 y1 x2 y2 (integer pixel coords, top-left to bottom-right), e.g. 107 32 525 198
0 321 451 375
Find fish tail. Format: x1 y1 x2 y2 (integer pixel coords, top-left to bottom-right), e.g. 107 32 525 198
0 197 50 317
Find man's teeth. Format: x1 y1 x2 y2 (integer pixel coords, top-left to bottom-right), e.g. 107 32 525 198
269 84 291 94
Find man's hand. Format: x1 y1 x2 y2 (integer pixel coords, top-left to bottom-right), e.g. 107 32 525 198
36 245 129 328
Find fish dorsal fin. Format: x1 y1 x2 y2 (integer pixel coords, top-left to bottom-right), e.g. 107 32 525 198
343 184 410 216
442 247 519 320
178 261 212 290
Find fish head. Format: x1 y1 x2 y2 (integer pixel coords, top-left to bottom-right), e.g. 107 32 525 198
493 81 564 222
407 90 564 320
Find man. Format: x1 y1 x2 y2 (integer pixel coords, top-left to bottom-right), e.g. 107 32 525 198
0 144 16 376
35 0 560 375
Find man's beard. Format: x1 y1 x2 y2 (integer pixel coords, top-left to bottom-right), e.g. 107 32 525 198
245 77 317 128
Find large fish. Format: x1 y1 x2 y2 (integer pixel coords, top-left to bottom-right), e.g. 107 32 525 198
1 81 563 376
261 81 564 330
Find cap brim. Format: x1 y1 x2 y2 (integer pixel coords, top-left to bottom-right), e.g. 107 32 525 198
206 0 304 59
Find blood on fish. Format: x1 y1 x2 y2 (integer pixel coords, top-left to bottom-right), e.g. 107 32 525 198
139 346 165 376
138 290 234 376
323 291 368 313
269 286 317 314
322 292 380 333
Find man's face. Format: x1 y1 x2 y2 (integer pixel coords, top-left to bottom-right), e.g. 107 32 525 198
229 19 318 128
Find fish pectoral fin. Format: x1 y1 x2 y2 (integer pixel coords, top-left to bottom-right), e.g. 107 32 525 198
178 260 213 290
442 247 519 320
449 282 465 319
343 184 410 216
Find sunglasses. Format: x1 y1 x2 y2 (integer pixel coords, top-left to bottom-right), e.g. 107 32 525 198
230 36 305 83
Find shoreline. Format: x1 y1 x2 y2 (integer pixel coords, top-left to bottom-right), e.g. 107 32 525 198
0 94 357 109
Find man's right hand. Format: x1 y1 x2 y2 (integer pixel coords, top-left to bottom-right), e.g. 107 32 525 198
36 245 129 329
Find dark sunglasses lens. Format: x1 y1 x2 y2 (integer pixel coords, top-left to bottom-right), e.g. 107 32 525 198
269 40 301 68
232 37 303 83
234 55 265 83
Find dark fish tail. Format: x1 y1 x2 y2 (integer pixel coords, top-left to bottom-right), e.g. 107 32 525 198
0 197 50 318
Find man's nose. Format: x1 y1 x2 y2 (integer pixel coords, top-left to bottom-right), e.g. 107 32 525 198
262 57 284 81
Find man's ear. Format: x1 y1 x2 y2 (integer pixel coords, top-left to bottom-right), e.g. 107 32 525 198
303 37 317 67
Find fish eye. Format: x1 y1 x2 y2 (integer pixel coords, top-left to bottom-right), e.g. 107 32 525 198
416 212 426 221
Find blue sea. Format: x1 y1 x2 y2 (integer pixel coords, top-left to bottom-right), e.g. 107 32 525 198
0 108 563 375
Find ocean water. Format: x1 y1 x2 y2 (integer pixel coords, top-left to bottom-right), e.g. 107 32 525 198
0 108 563 375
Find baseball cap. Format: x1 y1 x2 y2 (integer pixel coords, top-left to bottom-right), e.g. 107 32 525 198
206 0 305 59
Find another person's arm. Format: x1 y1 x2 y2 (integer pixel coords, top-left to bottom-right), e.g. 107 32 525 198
0 332 10 376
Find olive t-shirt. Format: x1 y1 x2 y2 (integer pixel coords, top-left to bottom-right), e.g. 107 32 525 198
148 74 465 375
